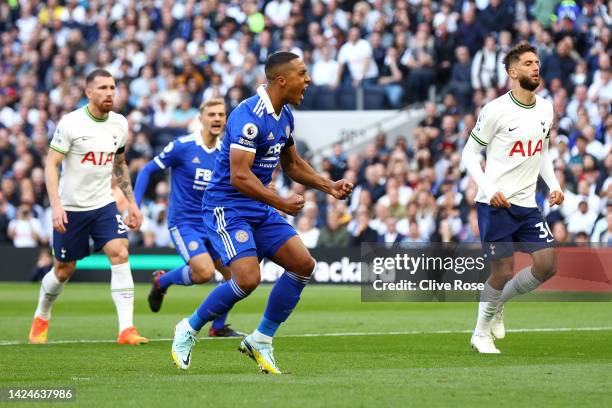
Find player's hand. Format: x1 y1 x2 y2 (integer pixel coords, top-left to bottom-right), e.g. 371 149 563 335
330 179 354 200
125 201 144 230
51 204 68 234
279 195 305 216
548 190 564 207
489 191 511 208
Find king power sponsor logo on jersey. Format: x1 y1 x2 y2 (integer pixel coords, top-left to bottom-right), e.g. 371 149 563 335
81 151 115 166
508 139 543 157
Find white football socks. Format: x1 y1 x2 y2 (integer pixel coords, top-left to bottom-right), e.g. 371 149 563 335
252 329 273 344
34 269 66 320
110 262 135 332
474 281 501 335
499 266 541 305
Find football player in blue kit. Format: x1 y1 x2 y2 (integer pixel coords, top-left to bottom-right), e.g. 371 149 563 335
134 98 243 337
171 52 354 373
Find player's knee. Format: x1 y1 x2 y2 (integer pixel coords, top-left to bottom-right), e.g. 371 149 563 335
54 264 74 282
109 246 129 264
294 255 316 277
234 273 260 293
491 258 514 283
538 257 557 282
190 264 215 284
116 249 130 264
499 268 514 283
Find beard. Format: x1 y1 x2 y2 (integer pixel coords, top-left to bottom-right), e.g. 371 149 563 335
518 75 540 91
97 100 114 113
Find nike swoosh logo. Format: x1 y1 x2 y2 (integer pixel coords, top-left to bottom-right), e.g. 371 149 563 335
546 238 554 243
182 351 191 366
509 126 519 132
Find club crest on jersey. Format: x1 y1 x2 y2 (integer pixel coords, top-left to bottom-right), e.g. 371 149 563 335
235 230 249 243
509 139 543 157
188 241 199 251
242 123 258 140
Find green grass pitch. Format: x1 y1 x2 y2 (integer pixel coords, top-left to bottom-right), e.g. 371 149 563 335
1 283 611 407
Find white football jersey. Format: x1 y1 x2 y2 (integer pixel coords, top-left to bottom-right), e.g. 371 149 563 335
470 91 554 207
50 106 128 211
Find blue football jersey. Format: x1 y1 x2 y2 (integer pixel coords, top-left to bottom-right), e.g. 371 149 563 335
153 133 219 225
205 85 294 210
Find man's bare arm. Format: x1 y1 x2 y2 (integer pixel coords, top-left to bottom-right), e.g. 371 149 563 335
112 151 135 202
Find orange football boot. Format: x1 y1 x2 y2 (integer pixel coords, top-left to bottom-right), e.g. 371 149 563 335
117 327 149 345
29 317 49 344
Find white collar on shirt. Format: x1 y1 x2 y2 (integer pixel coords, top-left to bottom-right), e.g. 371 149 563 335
192 131 220 153
257 85 281 121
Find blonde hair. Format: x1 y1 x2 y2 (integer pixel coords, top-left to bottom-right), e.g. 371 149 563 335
199 98 225 113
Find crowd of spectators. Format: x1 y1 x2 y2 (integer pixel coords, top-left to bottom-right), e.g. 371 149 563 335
0 0 610 252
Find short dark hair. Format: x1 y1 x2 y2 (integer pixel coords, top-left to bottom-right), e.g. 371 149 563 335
86 69 113 86
264 52 299 81
502 42 538 73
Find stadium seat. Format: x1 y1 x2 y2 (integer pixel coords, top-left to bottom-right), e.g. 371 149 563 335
338 87 356 110
314 87 337 110
299 86 317 110
363 86 386 110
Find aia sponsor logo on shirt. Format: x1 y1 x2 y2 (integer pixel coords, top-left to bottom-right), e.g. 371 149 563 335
508 139 542 157
81 151 115 165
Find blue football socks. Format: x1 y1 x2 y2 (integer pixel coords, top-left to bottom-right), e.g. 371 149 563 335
256 271 310 338
188 279 247 331
159 265 192 290
211 281 230 329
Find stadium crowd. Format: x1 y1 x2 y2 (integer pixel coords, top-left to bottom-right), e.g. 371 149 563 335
0 0 611 256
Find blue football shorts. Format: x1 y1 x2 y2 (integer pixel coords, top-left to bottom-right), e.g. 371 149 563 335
476 202 555 260
168 221 220 263
203 204 297 266
52 202 127 262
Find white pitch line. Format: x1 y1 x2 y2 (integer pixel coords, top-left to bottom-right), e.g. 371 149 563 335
1 326 611 346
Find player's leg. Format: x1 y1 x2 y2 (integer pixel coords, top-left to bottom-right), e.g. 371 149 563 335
94 203 148 344
173 255 258 369
148 225 213 312
471 255 513 353
239 210 310 374
186 255 259 332
101 238 147 344
499 212 557 304
209 256 246 337
172 206 257 369
471 203 515 353
158 226 211 289
29 260 76 344
29 210 91 344
253 236 314 343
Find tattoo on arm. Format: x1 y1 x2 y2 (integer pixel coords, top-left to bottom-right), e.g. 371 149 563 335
113 152 135 201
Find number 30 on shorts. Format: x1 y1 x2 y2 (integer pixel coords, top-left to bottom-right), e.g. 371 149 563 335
116 215 128 234
535 221 554 242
